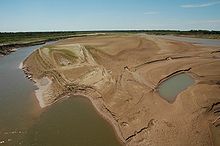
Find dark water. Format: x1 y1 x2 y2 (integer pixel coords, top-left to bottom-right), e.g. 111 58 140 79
158 73 194 103
0 45 122 146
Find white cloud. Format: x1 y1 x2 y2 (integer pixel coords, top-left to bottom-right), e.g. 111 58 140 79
190 19 220 24
144 11 159 15
181 1 220 8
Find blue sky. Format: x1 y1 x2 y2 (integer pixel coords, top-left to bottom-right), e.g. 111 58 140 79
0 0 220 32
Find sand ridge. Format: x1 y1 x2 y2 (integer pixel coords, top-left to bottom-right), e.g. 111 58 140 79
22 34 220 146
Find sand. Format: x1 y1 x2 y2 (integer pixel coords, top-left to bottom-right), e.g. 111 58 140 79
34 77 53 108
22 34 220 146
18 62 23 69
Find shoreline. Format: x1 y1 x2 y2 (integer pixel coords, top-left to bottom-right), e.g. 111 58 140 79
19 59 126 145
0 33 108 56
1 41 46 56
71 93 126 145
36 81 126 145
34 77 52 108
19 60 53 109
18 62 23 69
0 35 75 56
19 34 220 146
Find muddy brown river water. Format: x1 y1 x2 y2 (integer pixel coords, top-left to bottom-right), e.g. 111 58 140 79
0 44 122 146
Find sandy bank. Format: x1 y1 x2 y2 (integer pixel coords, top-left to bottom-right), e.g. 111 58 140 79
34 77 52 108
22 34 220 146
18 62 23 69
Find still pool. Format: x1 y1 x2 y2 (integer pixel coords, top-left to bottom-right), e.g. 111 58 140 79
158 73 194 103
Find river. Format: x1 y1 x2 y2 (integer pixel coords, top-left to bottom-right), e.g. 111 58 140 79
0 44 122 146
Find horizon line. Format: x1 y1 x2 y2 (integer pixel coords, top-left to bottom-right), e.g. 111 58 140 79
1 29 220 33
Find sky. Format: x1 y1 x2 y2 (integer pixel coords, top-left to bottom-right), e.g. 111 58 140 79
0 0 220 32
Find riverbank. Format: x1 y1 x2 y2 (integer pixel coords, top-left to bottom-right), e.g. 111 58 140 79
0 33 107 56
72 93 126 145
19 55 126 145
0 35 78 56
22 34 220 146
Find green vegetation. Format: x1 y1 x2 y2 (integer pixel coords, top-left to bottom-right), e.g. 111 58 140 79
1 30 220 45
0 32 79 45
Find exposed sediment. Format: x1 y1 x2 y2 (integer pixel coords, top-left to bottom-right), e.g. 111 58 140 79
0 41 46 55
22 34 220 146
0 35 77 56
